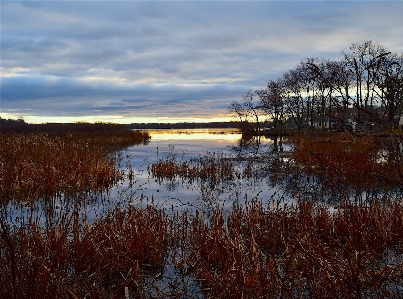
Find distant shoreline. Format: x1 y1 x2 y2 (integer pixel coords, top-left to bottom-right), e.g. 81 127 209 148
0 118 242 131
125 121 240 130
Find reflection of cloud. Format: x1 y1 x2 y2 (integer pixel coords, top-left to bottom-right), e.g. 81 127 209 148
2 1 403 122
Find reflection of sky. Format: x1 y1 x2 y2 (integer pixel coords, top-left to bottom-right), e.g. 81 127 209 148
117 129 280 213
148 128 241 141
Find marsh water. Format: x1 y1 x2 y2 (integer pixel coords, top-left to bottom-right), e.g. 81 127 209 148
7 128 284 224
8 129 403 227
8 128 403 223
115 128 287 212
122 128 403 212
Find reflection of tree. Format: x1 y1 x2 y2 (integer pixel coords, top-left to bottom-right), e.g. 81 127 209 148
228 133 403 204
229 135 285 157
262 160 354 204
261 134 403 204
229 134 261 156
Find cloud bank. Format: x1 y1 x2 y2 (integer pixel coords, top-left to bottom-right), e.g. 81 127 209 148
1 1 403 123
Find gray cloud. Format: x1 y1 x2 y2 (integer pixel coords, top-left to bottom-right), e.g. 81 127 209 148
1 1 403 123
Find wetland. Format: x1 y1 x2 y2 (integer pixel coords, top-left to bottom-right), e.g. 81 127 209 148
1 123 403 299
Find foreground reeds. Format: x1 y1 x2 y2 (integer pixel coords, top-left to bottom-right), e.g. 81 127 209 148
2 126 403 298
0 204 169 299
183 199 403 298
2 199 403 298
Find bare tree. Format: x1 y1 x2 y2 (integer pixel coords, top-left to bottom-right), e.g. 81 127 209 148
374 53 403 128
342 41 391 120
230 90 263 135
257 79 285 133
282 67 309 132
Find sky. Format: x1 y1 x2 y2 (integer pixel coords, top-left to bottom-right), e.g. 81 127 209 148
1 1 403 124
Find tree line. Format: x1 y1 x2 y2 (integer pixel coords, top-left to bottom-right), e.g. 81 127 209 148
231 40 403 134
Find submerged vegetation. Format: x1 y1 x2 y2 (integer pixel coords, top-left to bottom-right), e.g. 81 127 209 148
149 151 240 184
292 133 403 192
2 124 403 298
0 204 169 299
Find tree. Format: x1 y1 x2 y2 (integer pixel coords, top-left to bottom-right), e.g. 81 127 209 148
230 90 263 135
257 79 285 133
282 67 309 132
342 41 391 120
375 53 403 128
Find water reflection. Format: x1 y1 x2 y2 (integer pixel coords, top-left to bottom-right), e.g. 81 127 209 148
5 129 402 221
224 133 403 205
148 128 241 141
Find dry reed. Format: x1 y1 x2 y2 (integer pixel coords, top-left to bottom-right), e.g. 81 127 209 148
182 199 403 298
148 152 244 185
292 133 402 191
2 200 403 298
0 204 169 299
0 124 149 203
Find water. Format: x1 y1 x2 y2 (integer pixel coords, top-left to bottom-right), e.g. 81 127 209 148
8 128 401 223
6 128 287 225
4 128 403 297
113 128 285 213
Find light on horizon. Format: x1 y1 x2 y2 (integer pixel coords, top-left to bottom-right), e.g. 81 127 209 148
2 114 236 124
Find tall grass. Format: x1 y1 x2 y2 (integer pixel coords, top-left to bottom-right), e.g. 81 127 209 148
0 204 169 299
2 200 403 298
2 128 403 298
0 124 149 203
149 151 249 184
182 199 403 298
292 133 402 191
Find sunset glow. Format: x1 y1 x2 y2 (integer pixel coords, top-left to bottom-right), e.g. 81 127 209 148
2 2 403 124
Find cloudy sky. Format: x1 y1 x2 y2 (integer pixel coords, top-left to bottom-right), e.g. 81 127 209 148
2 1 403 124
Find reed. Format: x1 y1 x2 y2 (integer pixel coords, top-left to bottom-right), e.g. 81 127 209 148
148 151 242 185
2 199 403 298
2 126 403 298
0 204 169 299
292 133 402 191
0 125 149 203
0 122 150 149
181 199 403 298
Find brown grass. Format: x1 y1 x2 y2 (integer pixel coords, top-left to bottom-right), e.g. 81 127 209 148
148 152 245 185
292 133 402 191
182 199 403 298
2 199 403 298
0 204 169 299
0 124 149 203
2 128 403 298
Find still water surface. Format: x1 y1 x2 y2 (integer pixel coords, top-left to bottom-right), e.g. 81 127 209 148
8 128 285 224
119 128 282 212
9 128 402 224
